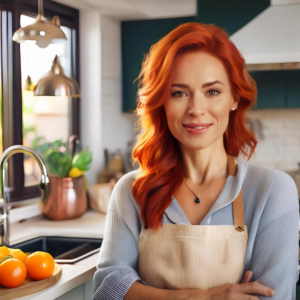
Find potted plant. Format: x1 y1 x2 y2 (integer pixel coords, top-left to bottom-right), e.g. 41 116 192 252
32 136 92 220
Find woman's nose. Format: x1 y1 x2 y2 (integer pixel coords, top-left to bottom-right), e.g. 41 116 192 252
188 94 207 115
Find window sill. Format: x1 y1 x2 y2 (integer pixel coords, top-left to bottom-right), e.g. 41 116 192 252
10 197 43 224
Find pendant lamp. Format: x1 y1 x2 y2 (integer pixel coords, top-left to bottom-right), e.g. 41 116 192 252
12 0 67 48
34 55 81 97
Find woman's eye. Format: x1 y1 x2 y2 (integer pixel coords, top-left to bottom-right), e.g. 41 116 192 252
207 89 220 96
171 91 186 97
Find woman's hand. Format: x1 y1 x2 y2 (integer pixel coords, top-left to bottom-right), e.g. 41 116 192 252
204 270 275 300
171 271 275 300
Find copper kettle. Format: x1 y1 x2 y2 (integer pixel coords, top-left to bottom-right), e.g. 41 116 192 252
42 175 87 220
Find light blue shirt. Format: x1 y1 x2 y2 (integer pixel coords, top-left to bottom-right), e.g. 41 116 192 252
93 156 300 300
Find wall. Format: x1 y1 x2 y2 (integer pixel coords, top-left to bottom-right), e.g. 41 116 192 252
100 14 137 174
80 10 102 185
80 10 137 185
243 109 300 172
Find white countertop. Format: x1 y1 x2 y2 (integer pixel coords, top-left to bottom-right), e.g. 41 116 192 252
10 209 107 245
9 209 107 300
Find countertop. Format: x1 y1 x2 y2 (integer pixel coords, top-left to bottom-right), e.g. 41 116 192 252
9 209 107 300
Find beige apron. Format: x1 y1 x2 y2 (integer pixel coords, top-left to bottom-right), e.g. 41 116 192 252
138 154 248 290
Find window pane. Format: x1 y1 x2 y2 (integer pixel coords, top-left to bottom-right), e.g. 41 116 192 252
20 15 72 186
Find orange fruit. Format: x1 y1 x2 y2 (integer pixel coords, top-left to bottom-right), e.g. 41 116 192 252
25 251 55 280
0 256 27 288
10 249 28 264
0 246 9 257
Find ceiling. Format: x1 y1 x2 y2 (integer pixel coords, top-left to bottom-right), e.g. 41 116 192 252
54 0 197 21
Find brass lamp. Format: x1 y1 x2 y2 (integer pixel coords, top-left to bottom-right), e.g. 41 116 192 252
12 0 67 48
34 55 81 97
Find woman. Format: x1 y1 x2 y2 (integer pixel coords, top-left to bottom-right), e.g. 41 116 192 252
93 22 299 300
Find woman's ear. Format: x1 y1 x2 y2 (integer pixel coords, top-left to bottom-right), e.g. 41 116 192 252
234 96 240 107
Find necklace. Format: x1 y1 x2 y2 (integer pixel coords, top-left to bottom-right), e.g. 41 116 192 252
184 162 227 203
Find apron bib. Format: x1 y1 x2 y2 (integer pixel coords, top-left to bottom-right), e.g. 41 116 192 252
138 154 248 290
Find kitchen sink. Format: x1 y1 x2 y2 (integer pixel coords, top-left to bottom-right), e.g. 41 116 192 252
10 236 102 264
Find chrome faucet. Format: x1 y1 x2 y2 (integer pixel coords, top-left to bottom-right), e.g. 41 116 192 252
0 145 49 246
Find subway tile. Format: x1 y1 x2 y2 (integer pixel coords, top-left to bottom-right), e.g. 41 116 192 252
283 138 300 146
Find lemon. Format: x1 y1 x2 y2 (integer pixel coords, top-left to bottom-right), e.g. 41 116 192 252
10 249 28 264
0 246 9 257
68 167 84 178
8 247 20 254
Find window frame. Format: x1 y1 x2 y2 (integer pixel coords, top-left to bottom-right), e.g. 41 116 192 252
0 0 80 201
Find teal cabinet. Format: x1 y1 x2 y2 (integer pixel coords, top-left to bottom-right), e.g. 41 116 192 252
249 71 286 109
249 70 300 109
286 70 300 108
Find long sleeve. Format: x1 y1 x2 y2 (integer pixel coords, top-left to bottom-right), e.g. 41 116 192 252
247 172 299 300
93 172 142 300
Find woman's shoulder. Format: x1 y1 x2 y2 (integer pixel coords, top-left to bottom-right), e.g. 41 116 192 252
108 169 141 217
240 158 299 226
111 169 139 196
242 158 297 191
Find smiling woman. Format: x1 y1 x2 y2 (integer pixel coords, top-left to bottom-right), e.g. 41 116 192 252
93 22 299 300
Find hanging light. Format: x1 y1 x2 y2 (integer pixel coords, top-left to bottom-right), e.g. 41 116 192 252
34 55 81 97
12 0 67 48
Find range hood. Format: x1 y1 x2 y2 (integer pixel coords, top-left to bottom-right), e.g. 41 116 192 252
229 0 300 71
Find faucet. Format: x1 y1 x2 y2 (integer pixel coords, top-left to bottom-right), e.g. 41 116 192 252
0 145 49 246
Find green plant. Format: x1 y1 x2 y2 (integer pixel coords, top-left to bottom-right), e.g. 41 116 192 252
32 137 92 178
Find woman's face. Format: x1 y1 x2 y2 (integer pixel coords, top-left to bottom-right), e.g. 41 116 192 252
164 51 239 151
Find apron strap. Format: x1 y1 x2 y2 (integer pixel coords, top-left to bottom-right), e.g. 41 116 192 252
227 154 245 232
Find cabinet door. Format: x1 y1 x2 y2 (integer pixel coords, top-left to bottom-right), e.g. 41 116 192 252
286 70 300 108
249 71 285 109
56 284 84 300
83 278 94 300
55 279 94 300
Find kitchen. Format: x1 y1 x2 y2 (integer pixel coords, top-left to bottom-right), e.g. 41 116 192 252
0 0 299 299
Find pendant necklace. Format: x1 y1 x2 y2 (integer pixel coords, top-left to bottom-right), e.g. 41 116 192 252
184 162 227 204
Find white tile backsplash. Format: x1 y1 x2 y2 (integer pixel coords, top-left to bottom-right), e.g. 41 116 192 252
100 14 136 173
243 108 300 172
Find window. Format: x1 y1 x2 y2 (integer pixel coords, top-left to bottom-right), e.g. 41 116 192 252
0 0 80 201
20 15 72 186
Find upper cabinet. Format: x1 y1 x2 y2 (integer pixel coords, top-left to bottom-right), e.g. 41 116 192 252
286 71 300 108
250 70 300 109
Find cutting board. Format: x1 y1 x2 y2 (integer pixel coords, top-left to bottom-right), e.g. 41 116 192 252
0 263 62 300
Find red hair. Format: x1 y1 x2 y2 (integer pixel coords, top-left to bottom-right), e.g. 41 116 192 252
131 22 257 230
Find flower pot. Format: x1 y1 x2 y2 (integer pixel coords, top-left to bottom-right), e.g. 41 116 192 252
42 175 87 220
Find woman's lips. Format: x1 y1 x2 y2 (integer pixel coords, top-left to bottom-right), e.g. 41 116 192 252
183 124 212 134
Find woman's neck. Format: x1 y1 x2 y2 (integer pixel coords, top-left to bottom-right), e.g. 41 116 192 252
180 146 229 185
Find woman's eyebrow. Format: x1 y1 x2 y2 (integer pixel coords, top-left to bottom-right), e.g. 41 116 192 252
171 81 224 89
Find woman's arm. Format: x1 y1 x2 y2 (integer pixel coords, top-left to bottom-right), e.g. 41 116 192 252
246 172 300 300
125 281 211 300
92 173 142 299
92 208 141 299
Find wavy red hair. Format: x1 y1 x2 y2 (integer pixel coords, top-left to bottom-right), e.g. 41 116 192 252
131 22 257 230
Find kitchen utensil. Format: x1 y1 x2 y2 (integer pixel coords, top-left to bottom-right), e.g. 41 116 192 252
108 149 124 172
42 175 87 220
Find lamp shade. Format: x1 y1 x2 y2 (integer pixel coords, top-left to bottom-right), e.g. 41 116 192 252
12 0 67 48
34 55 81 97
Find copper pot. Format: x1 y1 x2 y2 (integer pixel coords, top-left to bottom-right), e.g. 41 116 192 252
42 175 87 220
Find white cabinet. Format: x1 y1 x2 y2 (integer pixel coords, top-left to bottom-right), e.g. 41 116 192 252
56 279 93 300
